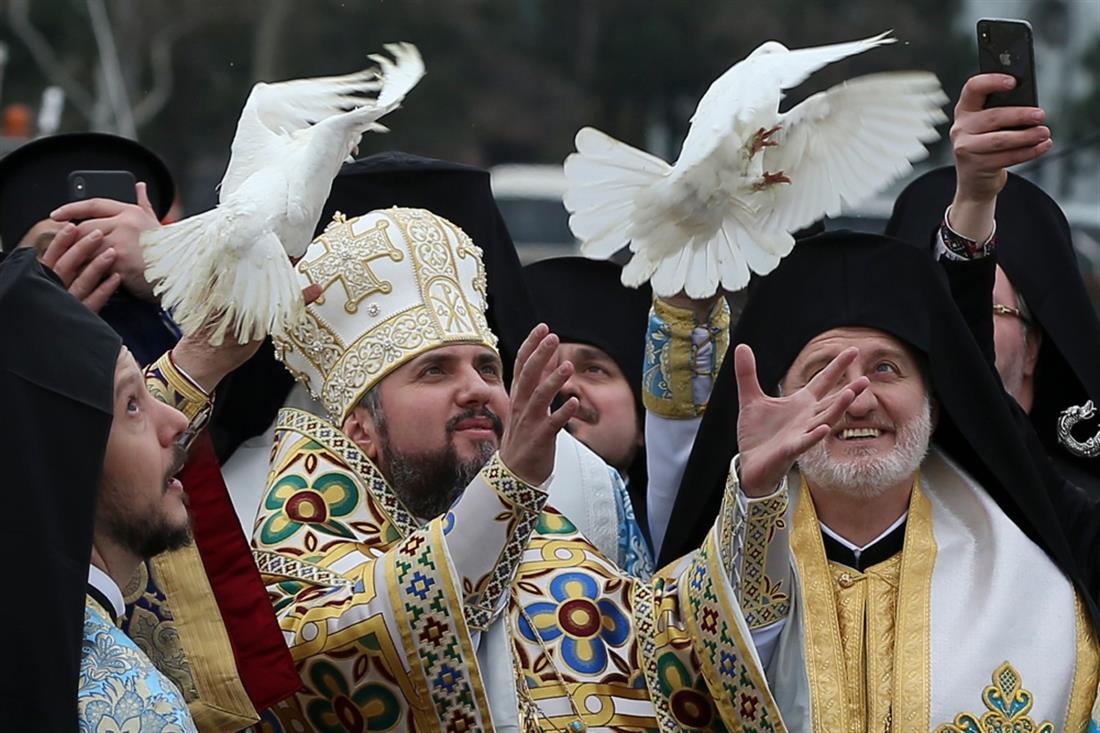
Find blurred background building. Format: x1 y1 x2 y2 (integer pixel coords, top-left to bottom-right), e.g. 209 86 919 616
1 0 1097 299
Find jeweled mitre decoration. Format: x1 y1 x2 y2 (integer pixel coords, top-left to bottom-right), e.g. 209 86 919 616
274 207 497 422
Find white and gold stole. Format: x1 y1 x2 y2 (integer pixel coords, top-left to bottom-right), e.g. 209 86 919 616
750 449 1098 732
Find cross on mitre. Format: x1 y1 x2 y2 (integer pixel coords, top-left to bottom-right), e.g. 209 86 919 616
303 212 405 314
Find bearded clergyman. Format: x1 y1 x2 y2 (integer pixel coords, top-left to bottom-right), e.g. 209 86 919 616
661 230 1100 731
249 206 788 732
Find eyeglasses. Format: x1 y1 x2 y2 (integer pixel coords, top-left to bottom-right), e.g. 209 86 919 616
993 303 1031 326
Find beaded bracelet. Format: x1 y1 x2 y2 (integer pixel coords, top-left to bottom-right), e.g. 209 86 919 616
939 205 997 259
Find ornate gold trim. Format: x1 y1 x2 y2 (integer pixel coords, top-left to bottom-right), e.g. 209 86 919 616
792 474 933 733
1065 594 1100 731
933 662 1055 733
891 482 935 733
273 407 422 539
274 208 499 423
791 483 850 733
301 214 404 314
143 351 213 449
152 544 258 731
740 486 790 630
642 297 730 419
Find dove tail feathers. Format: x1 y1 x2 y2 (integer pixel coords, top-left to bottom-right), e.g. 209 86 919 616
636 212 794 299
142 214 302 345
209 231 303 345
142 209 224 335
563 127 671 261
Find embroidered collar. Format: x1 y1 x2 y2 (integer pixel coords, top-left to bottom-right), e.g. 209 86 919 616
87 564 125 623
820 516 907 572
275 408 423 539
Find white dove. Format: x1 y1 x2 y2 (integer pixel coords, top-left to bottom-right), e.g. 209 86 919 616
563 31 948 298
142 43 425 344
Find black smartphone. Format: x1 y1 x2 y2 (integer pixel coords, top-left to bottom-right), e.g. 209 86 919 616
67 170 138 204
977 18 1038 108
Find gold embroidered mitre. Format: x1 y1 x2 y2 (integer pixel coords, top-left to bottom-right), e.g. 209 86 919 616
273 207 497 422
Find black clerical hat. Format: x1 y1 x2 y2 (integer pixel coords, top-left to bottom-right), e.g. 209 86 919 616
0 247 121 729
522 256 652 531
0 132 175 251
522 257 651 401
886 167 1100 474
662 231 1097 624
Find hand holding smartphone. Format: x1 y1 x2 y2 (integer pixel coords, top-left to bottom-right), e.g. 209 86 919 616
977 18 1038 109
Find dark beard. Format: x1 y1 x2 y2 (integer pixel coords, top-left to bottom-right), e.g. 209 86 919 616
102 504 193 558
98 445 193 559
381 407 502 520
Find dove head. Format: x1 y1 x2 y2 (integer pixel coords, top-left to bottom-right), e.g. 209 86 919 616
748 40 789 58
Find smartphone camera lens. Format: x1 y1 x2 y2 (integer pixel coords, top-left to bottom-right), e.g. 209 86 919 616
73 176 86 196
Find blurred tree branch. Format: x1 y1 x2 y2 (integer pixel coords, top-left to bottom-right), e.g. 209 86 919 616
7 0 95 116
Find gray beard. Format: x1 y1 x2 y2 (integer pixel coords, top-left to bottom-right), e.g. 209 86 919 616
797 397 933 498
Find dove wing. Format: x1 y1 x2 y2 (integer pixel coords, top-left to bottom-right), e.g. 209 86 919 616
757 71 948 233
218 69 383 200
371 43 425 110
675 31 896 173
217 44 423 201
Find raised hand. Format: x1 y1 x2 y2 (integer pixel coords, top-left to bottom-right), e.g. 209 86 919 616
50 182 162 302
170 283 322 393
735 344 869 497
949 73 1052 239
39 223 121 313
498 324 579 486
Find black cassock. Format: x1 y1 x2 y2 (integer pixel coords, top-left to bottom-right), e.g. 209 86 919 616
0 248 122 731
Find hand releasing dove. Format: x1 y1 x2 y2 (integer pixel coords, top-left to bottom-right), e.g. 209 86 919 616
142 43 424 344
564 31 948 298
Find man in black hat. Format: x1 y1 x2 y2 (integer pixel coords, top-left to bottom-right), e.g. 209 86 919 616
522 256 656 570
659 228 1099 730
887 74 1100 497
0 132 179 366
0 246 299 731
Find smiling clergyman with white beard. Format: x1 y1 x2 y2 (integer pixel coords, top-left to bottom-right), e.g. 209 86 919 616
659 230 1100 732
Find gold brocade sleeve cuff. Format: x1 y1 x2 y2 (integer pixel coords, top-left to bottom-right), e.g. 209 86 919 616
144 350 214 449
460 453 549 632
642 296 730 418
729 458 791 631
484 454 549 513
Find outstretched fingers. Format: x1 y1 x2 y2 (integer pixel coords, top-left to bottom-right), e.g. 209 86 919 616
511 325 558 413
816 377 869 426
804 347 860 398
512 323 550 386
734 344 766 407
526 360 577 433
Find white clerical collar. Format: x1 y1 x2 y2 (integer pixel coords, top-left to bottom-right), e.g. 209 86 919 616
87 564 125 620
820 511 908 561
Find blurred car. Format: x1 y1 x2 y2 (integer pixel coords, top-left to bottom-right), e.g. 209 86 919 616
490 164 578 263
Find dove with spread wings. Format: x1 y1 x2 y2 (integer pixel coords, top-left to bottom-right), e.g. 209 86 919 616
564 31 948 298
141 43 424 344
